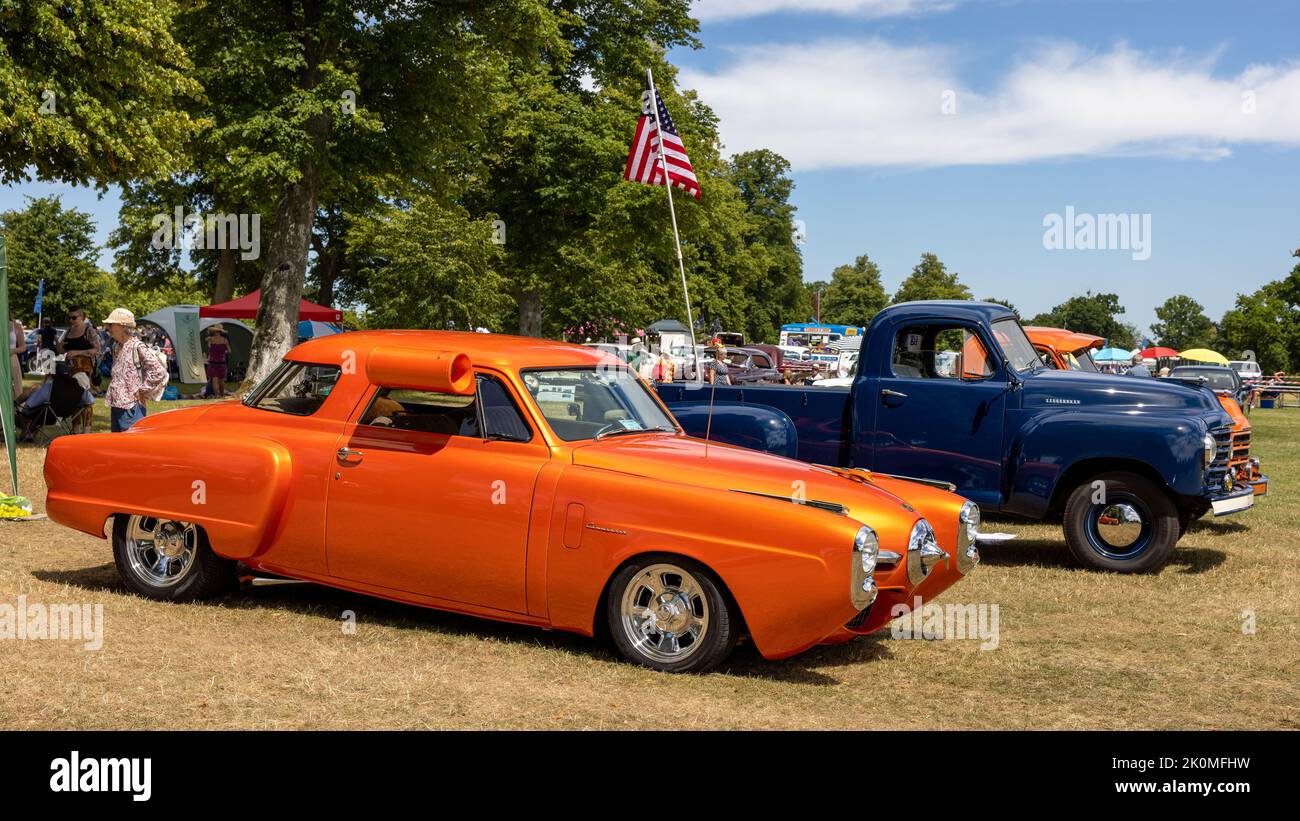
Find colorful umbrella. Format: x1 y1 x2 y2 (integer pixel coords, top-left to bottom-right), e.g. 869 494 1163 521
1140 346 1179 359
1178 348 1229 365
1093 347 1134 362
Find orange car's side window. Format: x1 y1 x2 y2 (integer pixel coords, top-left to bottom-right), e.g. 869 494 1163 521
360 375 533 442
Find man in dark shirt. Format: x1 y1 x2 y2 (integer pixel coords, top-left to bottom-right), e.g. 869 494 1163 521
37 318 58 352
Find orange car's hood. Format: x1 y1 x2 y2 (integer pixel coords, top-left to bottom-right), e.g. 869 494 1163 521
571 433 915 518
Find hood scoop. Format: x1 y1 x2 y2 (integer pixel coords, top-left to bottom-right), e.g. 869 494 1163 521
730 489 847 515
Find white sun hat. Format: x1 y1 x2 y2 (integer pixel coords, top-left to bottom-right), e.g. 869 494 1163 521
102 308 137 327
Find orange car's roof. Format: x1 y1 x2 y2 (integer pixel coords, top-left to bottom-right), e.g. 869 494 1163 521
1023 326 1105 354
288 330 612 370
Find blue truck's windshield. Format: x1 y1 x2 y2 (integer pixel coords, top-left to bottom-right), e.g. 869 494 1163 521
991 319 1044 372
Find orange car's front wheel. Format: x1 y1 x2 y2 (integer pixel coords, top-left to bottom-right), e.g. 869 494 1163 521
112 514 237 602
608 556 739 674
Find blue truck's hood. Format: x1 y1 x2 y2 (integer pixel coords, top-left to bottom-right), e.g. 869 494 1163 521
1022 369 1225 418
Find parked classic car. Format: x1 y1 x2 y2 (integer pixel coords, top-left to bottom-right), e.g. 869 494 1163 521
659 302 1257 574
44 331 978 673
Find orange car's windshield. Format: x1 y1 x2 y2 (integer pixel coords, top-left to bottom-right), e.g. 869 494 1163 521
521 367 676 442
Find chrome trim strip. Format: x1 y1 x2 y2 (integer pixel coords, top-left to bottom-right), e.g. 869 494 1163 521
729 489 847 515
875 473 958 493
876 550 902 567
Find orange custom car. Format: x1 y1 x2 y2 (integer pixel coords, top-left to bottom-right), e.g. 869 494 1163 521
44 332 977 673
1025 326 1266 500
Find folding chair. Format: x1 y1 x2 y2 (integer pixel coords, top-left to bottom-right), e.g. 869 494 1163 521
22 371 94 444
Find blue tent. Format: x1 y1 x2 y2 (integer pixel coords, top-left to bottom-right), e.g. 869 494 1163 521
298 320 343 340
1093 347 1134 362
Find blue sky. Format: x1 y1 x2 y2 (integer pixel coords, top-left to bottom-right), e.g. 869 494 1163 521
673 0 1300 338
3 0 1297 340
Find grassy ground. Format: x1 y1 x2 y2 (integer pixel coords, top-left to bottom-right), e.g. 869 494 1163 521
1 399 1297 729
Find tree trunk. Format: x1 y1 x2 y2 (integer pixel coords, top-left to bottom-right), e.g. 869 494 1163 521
244 160 321 387
317 237 342 307
518 288 541 337
212 246 236 304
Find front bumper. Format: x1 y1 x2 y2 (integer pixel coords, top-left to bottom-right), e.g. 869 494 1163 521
1207 484 1256 516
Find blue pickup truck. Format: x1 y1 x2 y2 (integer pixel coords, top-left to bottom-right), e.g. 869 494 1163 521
657 301 1256 573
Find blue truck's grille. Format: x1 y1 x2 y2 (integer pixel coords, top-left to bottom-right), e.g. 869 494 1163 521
1203 426 1234 493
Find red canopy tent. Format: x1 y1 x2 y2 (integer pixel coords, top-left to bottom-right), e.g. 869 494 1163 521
199 289 343 323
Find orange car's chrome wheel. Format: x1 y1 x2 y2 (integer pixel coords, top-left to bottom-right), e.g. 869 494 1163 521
123 515 199 588
619 563 710 664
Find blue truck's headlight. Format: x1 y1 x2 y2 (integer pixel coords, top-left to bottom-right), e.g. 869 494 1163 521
1203 432 1217 466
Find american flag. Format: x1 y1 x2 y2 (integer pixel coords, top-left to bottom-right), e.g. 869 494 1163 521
623 89 701 200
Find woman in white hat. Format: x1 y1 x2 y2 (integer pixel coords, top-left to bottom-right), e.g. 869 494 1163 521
102 308 168 432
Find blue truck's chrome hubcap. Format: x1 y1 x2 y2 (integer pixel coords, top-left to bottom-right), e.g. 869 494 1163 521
1087 498 1151 560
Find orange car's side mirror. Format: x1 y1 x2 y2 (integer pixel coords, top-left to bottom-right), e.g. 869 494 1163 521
366 347 475 395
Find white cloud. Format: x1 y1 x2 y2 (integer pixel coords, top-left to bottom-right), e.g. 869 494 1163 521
692 0 957 22
679 40 1300 169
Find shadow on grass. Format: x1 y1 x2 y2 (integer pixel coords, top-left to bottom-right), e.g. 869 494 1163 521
1186 518 1250 536
975 539 1228 575
34 561 883 685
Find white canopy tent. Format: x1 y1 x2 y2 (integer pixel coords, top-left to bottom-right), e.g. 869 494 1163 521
138 305 253 384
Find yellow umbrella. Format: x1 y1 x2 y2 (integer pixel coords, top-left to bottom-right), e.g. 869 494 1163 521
1178 348 1229 365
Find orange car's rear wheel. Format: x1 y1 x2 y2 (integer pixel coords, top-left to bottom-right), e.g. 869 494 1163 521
608 557 738 674
112 514 237 602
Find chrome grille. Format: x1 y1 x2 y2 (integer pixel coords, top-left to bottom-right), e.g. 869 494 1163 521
1204 426 1234 493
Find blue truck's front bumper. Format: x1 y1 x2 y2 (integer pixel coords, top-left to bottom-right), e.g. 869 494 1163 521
1206 483 1256 516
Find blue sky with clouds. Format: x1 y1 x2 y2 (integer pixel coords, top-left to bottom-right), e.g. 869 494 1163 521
673 0 1300 337
3 0 1297 340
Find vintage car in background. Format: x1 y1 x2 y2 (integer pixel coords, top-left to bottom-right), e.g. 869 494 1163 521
44 332 978 673
703 346 782 385
660 302 1257 574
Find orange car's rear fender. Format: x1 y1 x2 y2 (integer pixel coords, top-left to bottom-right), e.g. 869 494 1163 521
44 431 293 560
544 467 860 660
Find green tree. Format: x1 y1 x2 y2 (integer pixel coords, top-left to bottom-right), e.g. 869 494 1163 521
725 149 806 342
0 195 117 322
1151 295 1217 351
1219 260 1300 372
347 194 510 332
0 0 202 186
893 253 971 303
177 0 563 385
821 254 887 327
1028 291 1138 349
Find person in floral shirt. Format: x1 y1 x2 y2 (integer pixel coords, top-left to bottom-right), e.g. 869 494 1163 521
102 308 168 432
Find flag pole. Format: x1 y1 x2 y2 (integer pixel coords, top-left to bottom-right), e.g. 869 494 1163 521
645 67 696 356
0 235 19 494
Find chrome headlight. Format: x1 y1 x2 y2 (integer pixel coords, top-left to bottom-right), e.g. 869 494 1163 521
1203 432 1217 466
906 518 948 586
957 501 980 574
851 525 880 610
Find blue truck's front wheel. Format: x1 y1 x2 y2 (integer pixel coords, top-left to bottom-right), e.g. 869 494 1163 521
1062 472 1180 573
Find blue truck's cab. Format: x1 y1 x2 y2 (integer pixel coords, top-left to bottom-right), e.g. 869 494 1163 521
657 301 1256 573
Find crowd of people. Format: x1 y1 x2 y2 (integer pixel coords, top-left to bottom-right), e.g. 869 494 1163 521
6 305 174 439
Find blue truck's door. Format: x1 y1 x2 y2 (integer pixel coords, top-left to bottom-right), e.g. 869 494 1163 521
859 320 1008 508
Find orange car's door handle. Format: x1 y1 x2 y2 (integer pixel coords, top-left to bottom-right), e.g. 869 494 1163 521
337 447 364 464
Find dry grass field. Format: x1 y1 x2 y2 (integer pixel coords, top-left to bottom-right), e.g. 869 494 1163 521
1 396 1297 729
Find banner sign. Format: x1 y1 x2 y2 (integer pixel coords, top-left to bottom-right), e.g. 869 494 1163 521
173 310 206 385
33 278 43 315
1 237 18 493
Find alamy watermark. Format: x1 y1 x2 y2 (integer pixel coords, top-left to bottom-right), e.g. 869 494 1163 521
151 206 261 261
0 596 104 650
1042 205 1151 261
890 596 1000 650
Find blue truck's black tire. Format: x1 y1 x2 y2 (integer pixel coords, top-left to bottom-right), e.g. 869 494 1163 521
1063 472 1179 573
